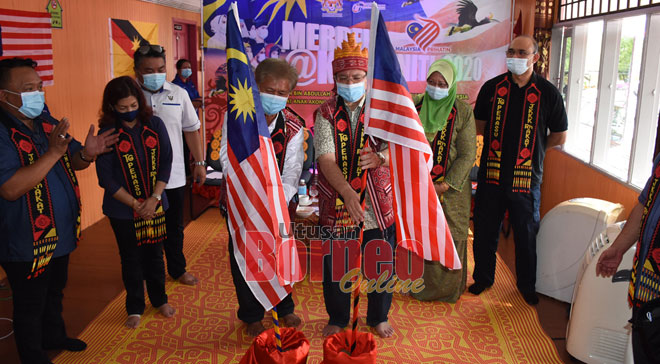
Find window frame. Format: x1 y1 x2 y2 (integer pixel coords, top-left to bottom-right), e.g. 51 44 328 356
551 9 660 191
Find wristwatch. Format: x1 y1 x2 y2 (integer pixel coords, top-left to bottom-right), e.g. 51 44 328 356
193 160 207 167
151 193 162 201
79 149 95 163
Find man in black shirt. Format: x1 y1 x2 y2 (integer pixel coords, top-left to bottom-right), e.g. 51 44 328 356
469 35 568 305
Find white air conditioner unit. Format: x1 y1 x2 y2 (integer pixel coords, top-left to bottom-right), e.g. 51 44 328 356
566 222 635 364
536 198 623 302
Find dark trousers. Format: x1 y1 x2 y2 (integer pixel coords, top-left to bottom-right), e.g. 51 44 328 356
226 218 295 323
1 255 70 364
632 305 660 363
165 187 187 279
472 183 541 294
323 225 396 328
109 218 168 315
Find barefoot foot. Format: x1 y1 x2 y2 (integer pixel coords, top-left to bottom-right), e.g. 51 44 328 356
157 303 176 317
178 272 198 285
280 313 301 328
125 314 141 328
322 324 342 337
246 321 266 336
374 321 394 338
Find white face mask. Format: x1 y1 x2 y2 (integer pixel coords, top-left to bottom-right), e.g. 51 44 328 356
506 57 531 75
426 84 450 100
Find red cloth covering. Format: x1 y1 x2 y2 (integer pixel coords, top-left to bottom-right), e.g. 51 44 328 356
238 327 309 364
191 183 220 202
322 330 377 364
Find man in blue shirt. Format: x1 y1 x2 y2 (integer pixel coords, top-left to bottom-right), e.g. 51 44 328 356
0 58 118 364
172 58 202 110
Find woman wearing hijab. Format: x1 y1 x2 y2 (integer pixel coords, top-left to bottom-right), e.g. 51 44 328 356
411 59 476 302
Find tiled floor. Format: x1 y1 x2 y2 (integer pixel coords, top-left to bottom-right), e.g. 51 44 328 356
0 211 576 364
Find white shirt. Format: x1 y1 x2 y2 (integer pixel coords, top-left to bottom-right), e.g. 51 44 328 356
220 111 305 203
142 81 200 189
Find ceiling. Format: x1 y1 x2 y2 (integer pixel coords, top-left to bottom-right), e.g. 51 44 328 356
139 0 201 13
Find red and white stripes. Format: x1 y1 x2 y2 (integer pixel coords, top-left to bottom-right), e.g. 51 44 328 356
0 9 54 86
225 136 299 311
366 77 461 270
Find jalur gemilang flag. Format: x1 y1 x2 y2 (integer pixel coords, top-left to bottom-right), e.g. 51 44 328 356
224 2 301 311
364 4 461 270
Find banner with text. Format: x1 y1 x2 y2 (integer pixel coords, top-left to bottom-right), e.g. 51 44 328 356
202 0 511 143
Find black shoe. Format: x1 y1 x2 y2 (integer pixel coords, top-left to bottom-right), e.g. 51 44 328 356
522 291 539 305
468 282 490 295
44 337 87 352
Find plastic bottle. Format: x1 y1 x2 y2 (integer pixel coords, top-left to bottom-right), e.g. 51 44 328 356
298 179 307 196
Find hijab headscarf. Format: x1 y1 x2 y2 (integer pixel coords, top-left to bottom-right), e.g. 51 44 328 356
419 59 458 134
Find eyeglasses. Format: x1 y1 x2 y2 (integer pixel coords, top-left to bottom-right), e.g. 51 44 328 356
506 49 535 57
136 44 164 55
336 74 366 84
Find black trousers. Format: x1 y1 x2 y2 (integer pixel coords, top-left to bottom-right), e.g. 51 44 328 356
1 255 70 364
472 183 541 294
164 187 188 279
226 217 295 323
109 218 168 315
632 305 660 363
323 225 396 328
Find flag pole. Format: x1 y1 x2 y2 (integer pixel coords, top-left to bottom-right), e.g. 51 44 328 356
272 307 283 352
349 4 380 354
364 2 379 130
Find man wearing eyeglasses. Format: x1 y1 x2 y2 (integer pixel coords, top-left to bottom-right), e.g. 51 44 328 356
469 35 568 305
0 57 118 364
314 33 396 339
133 45 204 286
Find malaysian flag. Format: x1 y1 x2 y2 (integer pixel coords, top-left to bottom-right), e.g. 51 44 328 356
224 3 301 311
365 4 461 269
0 9 53 86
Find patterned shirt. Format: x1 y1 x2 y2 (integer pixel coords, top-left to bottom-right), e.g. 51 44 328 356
314 98 381 230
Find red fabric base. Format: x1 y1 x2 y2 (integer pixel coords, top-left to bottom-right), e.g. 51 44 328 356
239 327 310 364
322 330 377 364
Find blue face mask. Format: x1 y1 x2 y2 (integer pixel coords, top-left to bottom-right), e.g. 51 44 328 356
181 68 192 79
142 73 166 91
336 82 365 103
260 92 288 115
115 109 139 122
426 84 450 101
4 90 45 119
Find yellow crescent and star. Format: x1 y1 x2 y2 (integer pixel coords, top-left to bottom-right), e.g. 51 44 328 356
227 48 255 123
220 0 308 123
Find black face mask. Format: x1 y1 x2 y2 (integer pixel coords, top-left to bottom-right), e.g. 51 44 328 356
115 109 138 122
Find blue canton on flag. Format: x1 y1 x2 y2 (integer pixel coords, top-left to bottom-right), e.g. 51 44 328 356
225 7 270 162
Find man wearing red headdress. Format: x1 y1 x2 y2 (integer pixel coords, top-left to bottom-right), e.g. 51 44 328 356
314 33 396 338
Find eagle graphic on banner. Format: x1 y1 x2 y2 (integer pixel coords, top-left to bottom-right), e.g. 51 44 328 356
109 18 158 77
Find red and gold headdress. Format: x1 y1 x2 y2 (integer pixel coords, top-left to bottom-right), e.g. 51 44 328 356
332 32 368 75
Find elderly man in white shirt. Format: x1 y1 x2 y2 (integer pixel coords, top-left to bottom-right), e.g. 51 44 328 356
219 58 304 336
133 45 205 286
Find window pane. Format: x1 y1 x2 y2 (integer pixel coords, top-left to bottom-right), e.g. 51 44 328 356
597 15 646 180
566 21 603 161
561 36 572 100
631 110 658 188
